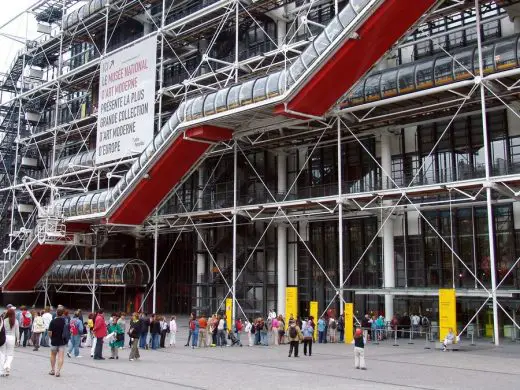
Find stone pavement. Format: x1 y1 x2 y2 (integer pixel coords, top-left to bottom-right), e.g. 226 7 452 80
1 323 520 390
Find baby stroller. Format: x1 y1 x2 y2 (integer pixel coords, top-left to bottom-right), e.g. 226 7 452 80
228 330 242 347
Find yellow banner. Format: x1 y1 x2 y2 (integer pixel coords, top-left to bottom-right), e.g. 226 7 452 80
309 301 318 340
439 289 457 342
226 298 232 331
285 287 298 329
344 303 354 344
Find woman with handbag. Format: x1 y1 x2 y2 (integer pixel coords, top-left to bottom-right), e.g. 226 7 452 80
108 314 124 359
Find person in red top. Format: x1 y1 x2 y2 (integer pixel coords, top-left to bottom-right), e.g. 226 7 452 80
197 315 208 347
93 309 107 360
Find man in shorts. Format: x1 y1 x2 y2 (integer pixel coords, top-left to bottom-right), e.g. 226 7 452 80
48 308 67 377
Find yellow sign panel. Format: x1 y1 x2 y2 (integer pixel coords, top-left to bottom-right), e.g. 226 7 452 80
344 303 354 344
309 301 318 340
225 298 233 331
439 289 457 342
285 287 298 329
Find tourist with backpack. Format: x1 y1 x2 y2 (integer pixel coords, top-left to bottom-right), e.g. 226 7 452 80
302 318 314 356
287 319 302 358
19 305 32 347
32 311 46 351
67 311 84 358
0 308 19 377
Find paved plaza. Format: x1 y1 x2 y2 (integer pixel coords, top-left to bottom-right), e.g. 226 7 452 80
1 323 520 389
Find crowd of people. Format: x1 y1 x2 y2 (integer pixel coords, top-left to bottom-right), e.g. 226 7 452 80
0 304 441 377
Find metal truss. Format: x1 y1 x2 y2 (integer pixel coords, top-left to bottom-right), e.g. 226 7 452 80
1 0 520 345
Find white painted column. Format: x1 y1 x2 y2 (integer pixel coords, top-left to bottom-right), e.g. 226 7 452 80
197 167 206 310
381 131 395 320
277 152 288 316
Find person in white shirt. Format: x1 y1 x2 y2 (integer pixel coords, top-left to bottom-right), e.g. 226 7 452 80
244 319 253 347
268 309 277 320
169 316 177 347
41 307 53 348
217 316 226 347
411 314 420 338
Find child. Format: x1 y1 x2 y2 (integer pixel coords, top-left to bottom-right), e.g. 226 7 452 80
353 328 367 370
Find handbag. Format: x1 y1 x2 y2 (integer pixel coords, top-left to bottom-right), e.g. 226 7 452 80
116 332 125 342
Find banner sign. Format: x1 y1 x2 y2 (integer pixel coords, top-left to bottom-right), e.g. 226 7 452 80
226 298 233 331
285 287 298 329
96 35 157 164
439 288 457 342
344 303 354 344
309 301 318 340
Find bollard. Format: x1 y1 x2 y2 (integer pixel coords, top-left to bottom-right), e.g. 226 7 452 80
470 332 476 346
408 329 414 344
424 332 430 349
393 329 399 346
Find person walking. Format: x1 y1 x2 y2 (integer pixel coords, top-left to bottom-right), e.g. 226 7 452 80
169 316 177 347
287 320 302 358
302 318 314 356
48 308 67 377
31 311 46 351
0 308 19 377
108 314 124 359
67 311 83 358
128 313 141 361
93 309 107 360
353 328 367 370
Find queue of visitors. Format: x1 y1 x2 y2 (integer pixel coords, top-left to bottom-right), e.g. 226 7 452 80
0 303 438 378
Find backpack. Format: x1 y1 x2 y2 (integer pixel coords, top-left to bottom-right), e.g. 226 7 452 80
22 311 31 327
0 317 6 347
250 324 256 334
62 318 71 343
421 316 429 327
330 320 337 330
189 320 195 331
289 324 297 338
70 318 79 336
